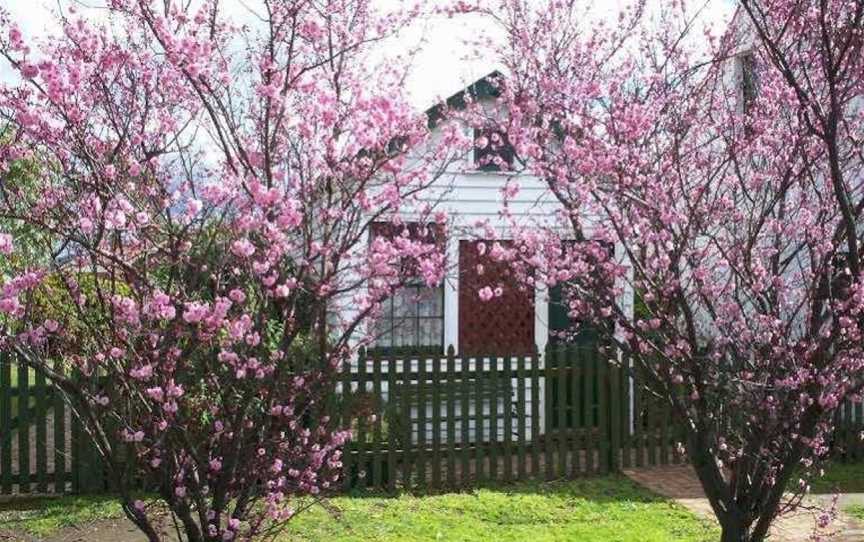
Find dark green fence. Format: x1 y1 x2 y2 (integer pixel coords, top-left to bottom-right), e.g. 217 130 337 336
338 345 684 491
2 347 863 495
0 355 104 494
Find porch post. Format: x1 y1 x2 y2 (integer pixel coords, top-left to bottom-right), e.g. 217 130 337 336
443 236 460 353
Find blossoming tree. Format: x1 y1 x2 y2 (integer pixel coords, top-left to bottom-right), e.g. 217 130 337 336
479 0 864 540
0 1 455 540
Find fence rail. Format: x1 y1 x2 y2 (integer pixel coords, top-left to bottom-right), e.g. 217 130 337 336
1 347 862 494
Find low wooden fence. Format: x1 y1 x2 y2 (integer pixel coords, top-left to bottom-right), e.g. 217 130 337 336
0 359 104 494
338 345 690 491
1 347 862 494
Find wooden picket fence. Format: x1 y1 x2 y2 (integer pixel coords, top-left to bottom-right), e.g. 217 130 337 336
0 357 105 494
834 398 864 462
337 345 685 491
1 347 862 495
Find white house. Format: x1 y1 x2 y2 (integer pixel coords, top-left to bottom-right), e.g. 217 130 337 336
342 73 624 446
362 73 622 359
341 50 764 447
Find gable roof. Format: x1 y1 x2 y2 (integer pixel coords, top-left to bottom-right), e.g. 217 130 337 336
425 71 504 128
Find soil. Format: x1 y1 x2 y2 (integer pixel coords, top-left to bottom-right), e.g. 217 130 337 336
0 517 181 542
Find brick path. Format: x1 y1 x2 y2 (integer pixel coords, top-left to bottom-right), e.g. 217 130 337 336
624 465 864 541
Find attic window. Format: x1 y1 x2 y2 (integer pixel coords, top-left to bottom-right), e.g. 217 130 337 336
387 135 409 157
740 52 760 113
474 128 514 172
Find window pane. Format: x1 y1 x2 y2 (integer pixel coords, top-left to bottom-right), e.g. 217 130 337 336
392 317 416 347
373 284 444 350
419 318 443 347
375 317 393 347
393 288 418 318
418 286 443 317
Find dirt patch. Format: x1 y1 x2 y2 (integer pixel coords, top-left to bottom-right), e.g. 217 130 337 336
0 519 142 542
0 516 182 542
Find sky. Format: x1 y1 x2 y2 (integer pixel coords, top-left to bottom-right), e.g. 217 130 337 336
0 0 736 109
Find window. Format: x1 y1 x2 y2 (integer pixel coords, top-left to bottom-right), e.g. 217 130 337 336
375 281 444 352
473 128 515 171
817 252 853 302
370 222 445 353
740 52 760 113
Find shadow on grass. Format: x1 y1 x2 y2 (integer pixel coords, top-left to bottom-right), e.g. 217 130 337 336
339 473 668 503
809 462 864 494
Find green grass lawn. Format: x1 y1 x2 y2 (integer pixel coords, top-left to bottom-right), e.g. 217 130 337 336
0 476 717 541
282 476 717 542
810 462 864 493
846 504 864 521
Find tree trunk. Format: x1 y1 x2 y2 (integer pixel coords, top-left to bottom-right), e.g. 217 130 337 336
720 517 751 542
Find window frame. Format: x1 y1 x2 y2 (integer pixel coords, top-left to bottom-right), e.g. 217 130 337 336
368 221 447 355
740 52 760 114
473 127 515 172
373 279 445 354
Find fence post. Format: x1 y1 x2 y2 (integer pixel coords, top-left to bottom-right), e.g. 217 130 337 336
458 347 470 487
530 347 541 477
503 355 513 483
400 355 413 489
633 362 644 468
17 357 30 493
474 354 486 482
341 351 355 491
356 351 368 489
417 353 427 489
53 362 67 494
608 356 621 473
446 348 456 488
489 353 500 482
386 355 397 493
35 370 48 493
583 347 595 473
568 345 580 477
1 353 11 494
597 348 609 474
516 353 527 480
621 352 632 470
372 352 383 489
555 346 566 479
431 352 442 489
543 345 554 480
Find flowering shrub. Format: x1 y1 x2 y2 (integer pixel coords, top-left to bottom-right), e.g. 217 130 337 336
0 1 455 540
473 1 864 541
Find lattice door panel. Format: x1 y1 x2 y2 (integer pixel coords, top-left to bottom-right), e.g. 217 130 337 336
458 240 535 354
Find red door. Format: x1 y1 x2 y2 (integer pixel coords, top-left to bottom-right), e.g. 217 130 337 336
458 240 535 354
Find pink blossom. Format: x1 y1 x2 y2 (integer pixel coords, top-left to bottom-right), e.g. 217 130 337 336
0 234 12 255
478 286 494 302
145 387 164 402
228 289 246 303
182 301 209 323
231 239 255 258
20 63 38 79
